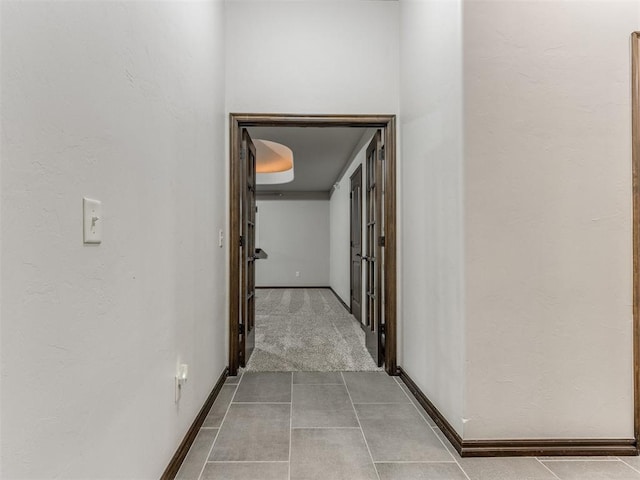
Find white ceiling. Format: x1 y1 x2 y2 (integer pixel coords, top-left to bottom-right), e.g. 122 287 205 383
247 126 372 193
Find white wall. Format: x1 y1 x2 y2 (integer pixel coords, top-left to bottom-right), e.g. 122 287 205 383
256 200 330 286
399 0 465 436
225 0 399 114
400 0 639 441
463 0 639 439
0 1 227 478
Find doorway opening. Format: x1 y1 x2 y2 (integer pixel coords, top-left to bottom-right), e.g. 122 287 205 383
229 114 397 376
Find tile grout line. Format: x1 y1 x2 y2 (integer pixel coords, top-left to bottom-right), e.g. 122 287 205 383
536 458 562 479
292 383 344 386
393 376 473 480
341 372 382 480
426 428 472 479
232 401 292 405
207 460 289 464
617 457 640 474
540 457 624 462
195 375 243 480
290 426 361 430
392 376 434 425
373 460 458 464
288 371 293 480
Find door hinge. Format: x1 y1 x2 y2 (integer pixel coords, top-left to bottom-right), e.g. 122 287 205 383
379 323 386 335
239 235 245 247
380 146 385 161
240 147 246 161
379 236 386 247
239 323 245 335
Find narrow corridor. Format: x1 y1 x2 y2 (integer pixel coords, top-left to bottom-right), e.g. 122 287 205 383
175 372 640 480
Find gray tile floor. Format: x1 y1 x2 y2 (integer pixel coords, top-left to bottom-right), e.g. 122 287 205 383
176 372 640 480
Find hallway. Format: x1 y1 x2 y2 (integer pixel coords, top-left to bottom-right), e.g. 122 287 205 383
2 1 639 477
175 372 640 480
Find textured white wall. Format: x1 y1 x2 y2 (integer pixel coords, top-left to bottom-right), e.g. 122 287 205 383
225 0 399 114
399 0 465 436
463 0 639 439
256 200 330 286
0 1 227 477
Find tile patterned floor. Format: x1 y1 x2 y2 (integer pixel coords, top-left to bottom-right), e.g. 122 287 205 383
176 372 640 480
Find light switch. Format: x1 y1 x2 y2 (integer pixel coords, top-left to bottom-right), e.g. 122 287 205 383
83 197 102 244
218 229 224 248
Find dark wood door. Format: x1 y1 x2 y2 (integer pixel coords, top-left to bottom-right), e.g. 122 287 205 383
365 131 385 367
350 165 363 322
240 128 256 366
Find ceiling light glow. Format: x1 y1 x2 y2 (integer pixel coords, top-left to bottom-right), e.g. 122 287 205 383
255 139 294 184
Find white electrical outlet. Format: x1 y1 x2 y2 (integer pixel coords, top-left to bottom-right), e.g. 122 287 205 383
175 363 189 403
178 364 188 383
295 271 300 277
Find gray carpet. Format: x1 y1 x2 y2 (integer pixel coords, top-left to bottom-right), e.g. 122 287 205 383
244 288 381 372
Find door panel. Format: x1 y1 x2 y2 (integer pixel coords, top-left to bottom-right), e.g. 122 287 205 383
240 128 256 366
350 166 363 322
365 131 385 367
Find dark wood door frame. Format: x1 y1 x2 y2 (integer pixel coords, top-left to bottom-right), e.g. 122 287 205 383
632 31 640 448
229 113 397 376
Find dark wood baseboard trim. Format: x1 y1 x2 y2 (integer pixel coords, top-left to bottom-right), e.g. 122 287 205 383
329 287 351 313
460 438 638 457
397 367 638 457
160 367 229 480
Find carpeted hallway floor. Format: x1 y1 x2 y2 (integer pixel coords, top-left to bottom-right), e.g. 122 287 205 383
244 288 381 372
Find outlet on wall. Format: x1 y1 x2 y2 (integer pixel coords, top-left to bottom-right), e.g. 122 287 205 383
295 271 300 277
175 363 188 403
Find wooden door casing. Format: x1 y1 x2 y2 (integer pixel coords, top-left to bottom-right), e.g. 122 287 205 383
229 114 397 376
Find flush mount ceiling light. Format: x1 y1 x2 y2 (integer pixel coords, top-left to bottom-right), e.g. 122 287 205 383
255 139 294 184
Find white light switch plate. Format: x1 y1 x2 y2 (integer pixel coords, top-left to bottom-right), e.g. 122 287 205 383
83 197 102 244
